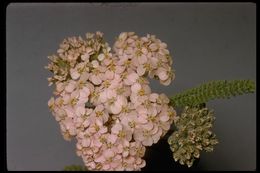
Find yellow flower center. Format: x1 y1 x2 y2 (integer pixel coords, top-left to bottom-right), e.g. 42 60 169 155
108 97 116 105
138 88 145 96
92 68 100 75
99 136 107 144
121 106 129 113
116 88 125 95
143 63 151 71
94 124 100 131
128 121 135 128
135 50 142 57
70 98 77 105
78 81 85 89
118 131 126 138
143 130 149 137
147 115 156 122
96 111 103 117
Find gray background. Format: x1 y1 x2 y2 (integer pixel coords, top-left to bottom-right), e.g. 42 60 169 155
6 3 256 171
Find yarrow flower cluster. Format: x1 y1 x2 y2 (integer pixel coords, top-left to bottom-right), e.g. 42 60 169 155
46 31 177 171
168 106 218 168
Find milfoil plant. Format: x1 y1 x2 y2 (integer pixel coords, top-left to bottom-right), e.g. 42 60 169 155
45 32 255 171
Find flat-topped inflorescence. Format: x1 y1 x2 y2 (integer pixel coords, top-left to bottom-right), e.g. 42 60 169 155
46 31 176 171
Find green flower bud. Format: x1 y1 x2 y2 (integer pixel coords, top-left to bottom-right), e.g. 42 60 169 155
168 106 218 167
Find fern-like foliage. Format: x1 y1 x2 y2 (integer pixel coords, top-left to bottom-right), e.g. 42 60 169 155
170 79 255 107
64 165 88 171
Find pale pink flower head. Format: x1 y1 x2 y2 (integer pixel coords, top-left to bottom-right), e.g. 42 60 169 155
47 31 177 171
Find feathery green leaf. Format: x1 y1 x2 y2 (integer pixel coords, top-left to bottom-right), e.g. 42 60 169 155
170 79 255 107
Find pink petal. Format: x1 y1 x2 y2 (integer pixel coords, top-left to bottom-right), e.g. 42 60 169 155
131 57 139 67
80 87 90 97
150 125 159 135
96 119 103 127
149 93 159 102
137 106 147 115
71 91 79 100
104 150 115 158
125 130 133 141
106 89 117 99
157 68 168 81
81 53 90 61
91 60 99 68
131 83 141 93
160 77 172 86
68 127 76 136
64 107 74 117
138 55 147 64
110 103 122 114
143 85 151 94
87 162 96 169
137 65 146 76
137 115 148 124
83 119 90 127
126 72 139 85
160 42 167 49
99 126 108 134
115 166 124 171
95 104 104 112
56 83 64 92
142 123 153 131
65 81 76 93
76 106 85 116
125 47 134 55
86 108 93 115
111 123 122 134
116 144 124 153
125 156 135 164
105 70 114 80
122 151 129 157
90 75 102 85
119 32 128 41
115 65 125 74
110 160 120 168
136 157 142 164
94 139 103 147
149 43 158 51
141 47 148 55
95 155 105 163
70 69 80 80
147 106 157 116
99 91 107 103
152 133 161 143
48 97 54 107
108 134 118 144
160 114 170 122
139 160 146 168
97 53 105 61
103 164 110 170
82 138 90 147
142 137 153 146
103 58 112 66
162 122 171 131
117 95 127 106
133 130 144 141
